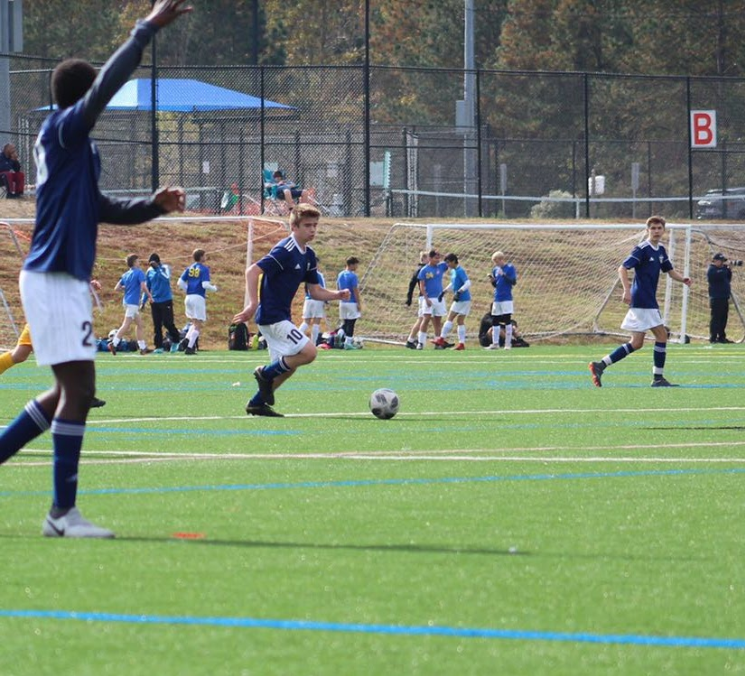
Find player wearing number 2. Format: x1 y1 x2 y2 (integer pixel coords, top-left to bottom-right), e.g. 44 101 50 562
0 0 190 538
233 204 350 417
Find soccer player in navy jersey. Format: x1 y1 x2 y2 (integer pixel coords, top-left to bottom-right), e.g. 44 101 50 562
417 250 449 349
589 215 692 388
232 204 350 417
177 249 218 355
487 251 517 350
0 0 191 539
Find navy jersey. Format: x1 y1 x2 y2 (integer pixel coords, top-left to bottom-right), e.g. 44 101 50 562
23 21 160 282
492 263 517 302
304 270 325 299
180 262 211 297
623 240 673 309
256 235 320 325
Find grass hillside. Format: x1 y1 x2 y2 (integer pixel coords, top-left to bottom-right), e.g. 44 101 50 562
0 199 394 350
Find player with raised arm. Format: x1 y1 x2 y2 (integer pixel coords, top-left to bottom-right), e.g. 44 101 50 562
436 252 472 350
0 0 190 539
233 204 350 417
589 215 692 387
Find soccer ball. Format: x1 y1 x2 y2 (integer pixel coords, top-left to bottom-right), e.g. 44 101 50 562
369 388 399 420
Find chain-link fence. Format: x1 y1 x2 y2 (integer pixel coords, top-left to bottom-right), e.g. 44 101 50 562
3 53 745 220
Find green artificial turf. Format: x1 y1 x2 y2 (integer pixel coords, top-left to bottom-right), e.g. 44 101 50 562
0 344 743 675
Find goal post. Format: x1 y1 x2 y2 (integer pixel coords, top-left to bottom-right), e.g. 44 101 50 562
358 222 745 344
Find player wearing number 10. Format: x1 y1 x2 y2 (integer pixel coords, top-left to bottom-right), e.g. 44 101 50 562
0 0 191 539
233 204 350 417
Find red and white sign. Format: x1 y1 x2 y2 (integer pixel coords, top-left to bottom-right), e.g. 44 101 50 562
691 110 717 148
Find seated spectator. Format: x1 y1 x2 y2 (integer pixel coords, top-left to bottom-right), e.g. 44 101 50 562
478 312 530 348
0 143 24 198
269 169 309 204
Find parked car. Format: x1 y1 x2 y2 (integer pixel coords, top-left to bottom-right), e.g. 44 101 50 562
696 187 745 220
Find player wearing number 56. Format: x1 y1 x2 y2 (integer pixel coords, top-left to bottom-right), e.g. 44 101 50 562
0 0 191 539
233 204 350 417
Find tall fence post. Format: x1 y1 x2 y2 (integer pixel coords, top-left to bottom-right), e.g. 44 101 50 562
583 72 590 219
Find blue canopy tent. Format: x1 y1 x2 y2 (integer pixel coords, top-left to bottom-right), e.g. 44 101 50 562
35 78 298 208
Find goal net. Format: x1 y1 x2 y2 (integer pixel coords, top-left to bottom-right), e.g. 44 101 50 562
359 222 745 343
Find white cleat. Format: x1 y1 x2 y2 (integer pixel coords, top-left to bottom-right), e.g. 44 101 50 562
42 507 115 539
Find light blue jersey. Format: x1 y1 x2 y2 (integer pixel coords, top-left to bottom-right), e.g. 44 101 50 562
119 267 145 305
146 264 173 303
305 270 325 299
337 269 359 296
450 265 471 301
622 240 673 309
418 262 448 297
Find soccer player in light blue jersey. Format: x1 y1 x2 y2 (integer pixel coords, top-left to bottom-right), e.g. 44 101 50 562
0 0 191 539
417 249 449 349
233 204 350 417
109 254 153 356
437 253 472 350
177 249 218 355
299 265 327 347
487 251 518 349
590 215 692 388
145 252 181 353
337 256 363 350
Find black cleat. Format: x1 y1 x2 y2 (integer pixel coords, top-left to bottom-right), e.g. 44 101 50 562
405 340 417 349
184 346 196 355
651 377 679 387
90 397 106 408
245 403 284 417
589 361 604 388
107 341 117 356
253 366 275 405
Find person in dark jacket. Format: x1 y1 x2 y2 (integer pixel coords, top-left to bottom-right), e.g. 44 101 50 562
707 252 734 344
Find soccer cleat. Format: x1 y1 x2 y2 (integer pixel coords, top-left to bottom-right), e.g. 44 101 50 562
184 347 196 355
170 343 180 353
107 341 117 356
178 338 189 352
253 367 275 405
42 507 114 539
139 348 153 355
651 377 678 387
90 397 106 408
454 343 465 351
343 342 361 350
589 361 604 388
719 338 735 344
245 403 284 417
405 340 417 350
416 342 424 350
486 344 501 350
153 348 164 354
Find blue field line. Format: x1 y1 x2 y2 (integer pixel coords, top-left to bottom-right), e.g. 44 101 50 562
1 467 743 499
0 609 742 649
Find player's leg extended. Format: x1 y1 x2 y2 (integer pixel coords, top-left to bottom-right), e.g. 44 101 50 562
0 385 58 464
589 332 642 387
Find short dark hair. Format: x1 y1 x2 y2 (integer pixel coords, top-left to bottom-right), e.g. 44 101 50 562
193 248 205 262
51 59 97 109
346 256 359 266
444 253 458 264
126 253 138 268
428 249 440 258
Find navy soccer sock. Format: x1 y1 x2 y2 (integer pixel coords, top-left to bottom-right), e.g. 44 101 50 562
605 342 635 366
51 419 84 510
261 356 291 382
653 341 667 377
0 400 51 464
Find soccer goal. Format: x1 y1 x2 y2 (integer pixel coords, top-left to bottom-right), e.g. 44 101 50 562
359 222 745 344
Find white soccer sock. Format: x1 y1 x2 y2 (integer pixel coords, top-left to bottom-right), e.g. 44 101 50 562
187 327 200 348
457 324 466 344
418 331 427 345
311 325 320 344
137 340 147 350
299 321 309 333
441 320 453 339
505 324 513 349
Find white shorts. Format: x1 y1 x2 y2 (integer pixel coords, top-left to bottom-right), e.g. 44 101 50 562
491 300 514 316
449 300 472 316
185 294 207 321
621 308 663 332
339 302 361 320
302 298 326 320
420 296 447 317
259 320 310 362
123 303 141 319
20 270 96 366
